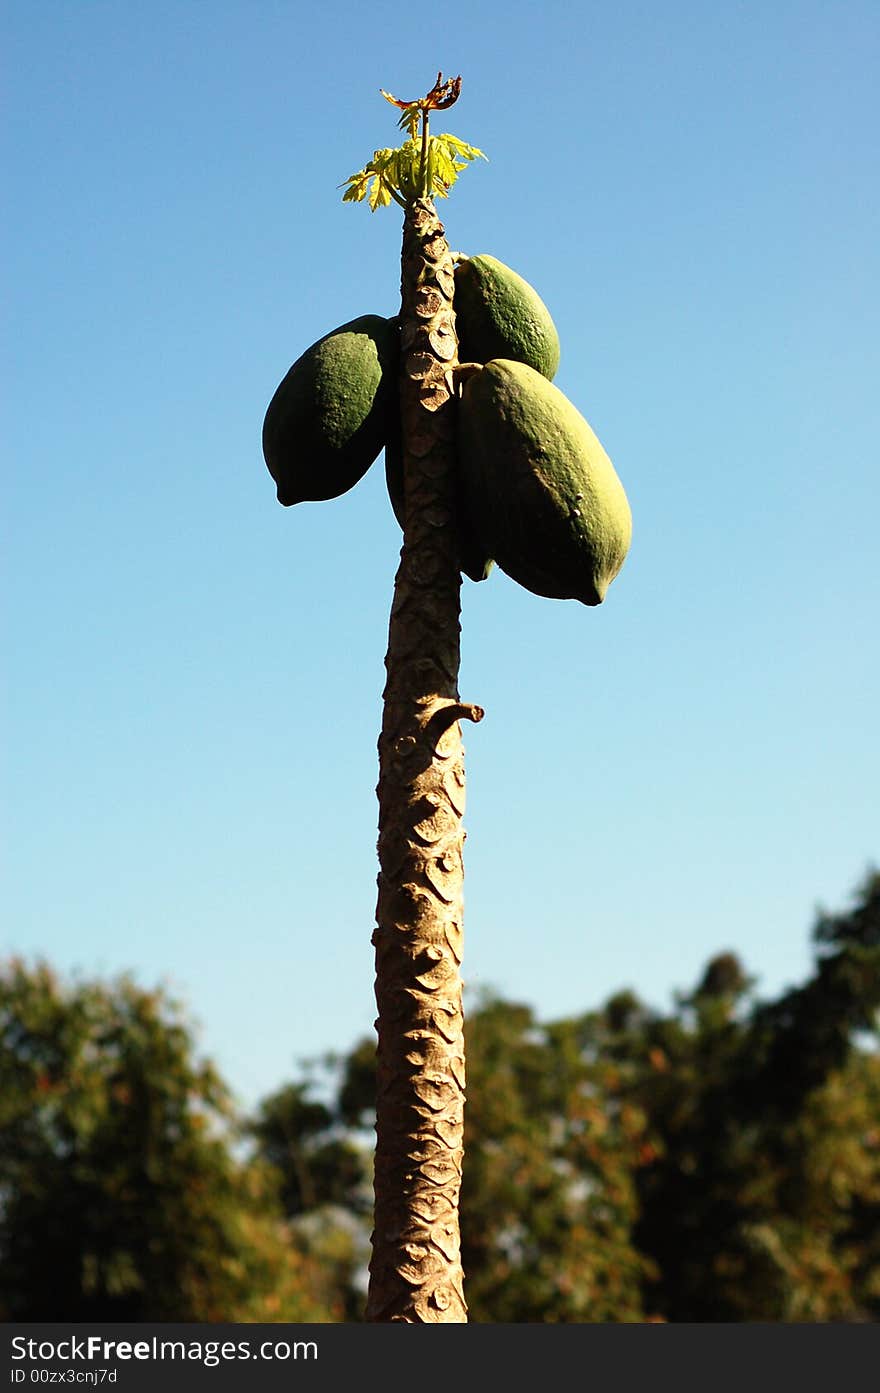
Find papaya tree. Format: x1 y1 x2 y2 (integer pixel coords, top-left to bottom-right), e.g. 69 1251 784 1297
261 74 631 1322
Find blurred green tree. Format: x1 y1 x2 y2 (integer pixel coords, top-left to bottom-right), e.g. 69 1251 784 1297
252 872 879 1322
0 960 336 1321
248 1073 373 1322
253 1006 654 1321
6 873 876 1322
457 997 654 1321
617 870 880 1320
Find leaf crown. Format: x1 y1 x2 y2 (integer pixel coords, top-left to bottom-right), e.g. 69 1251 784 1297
341 72 486 210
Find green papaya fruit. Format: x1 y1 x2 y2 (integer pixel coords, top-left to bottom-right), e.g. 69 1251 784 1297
454 255 561 381
383 420 493 583
457 360 631 606
262 314 399 505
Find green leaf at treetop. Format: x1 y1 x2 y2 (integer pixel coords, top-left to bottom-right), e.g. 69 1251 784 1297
341 132 487 210
441 133 486 162
378 90 421 138
369 178 391 211
394 105 422 140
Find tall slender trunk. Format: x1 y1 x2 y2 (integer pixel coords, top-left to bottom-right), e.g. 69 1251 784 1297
366 197 482 1323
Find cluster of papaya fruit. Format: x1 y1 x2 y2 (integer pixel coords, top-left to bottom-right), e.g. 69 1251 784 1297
262 255 631 606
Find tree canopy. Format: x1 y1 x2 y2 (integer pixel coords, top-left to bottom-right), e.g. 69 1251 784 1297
251 870 880 1321
0 962 337 1321
3 871 877 1321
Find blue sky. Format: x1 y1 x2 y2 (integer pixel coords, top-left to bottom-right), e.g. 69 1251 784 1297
4 1 878 1108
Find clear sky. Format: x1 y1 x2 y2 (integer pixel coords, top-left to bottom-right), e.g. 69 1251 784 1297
4 1 878 1108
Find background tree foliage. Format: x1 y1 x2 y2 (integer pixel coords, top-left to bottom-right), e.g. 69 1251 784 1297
0 963 337 1321
622 870 880 1321
2 871 877 1321
251 871 880 1321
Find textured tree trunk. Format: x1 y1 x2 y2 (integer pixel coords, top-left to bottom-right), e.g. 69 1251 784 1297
366 197 482 1323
